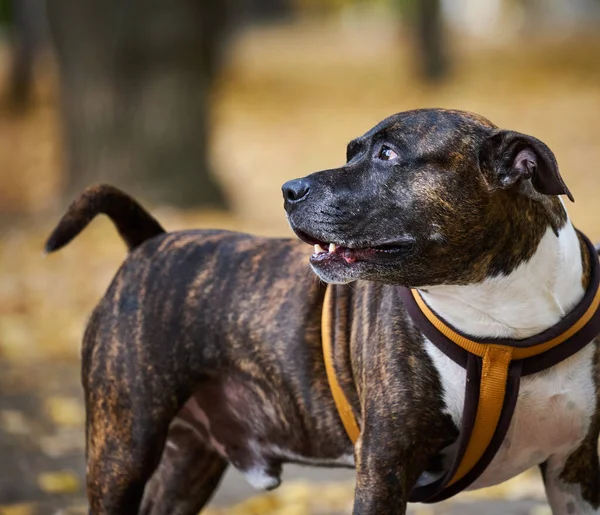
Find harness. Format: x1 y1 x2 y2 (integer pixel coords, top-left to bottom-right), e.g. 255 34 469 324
322 231 600 503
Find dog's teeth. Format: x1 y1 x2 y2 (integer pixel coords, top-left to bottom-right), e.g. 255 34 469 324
329 243 337 253
314 244 326 254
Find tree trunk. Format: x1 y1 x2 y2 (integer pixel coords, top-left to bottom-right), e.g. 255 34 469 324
47 0 230 208
5 0 46 112
414 0 448 83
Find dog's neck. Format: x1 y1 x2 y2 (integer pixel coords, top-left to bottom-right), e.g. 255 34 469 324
418 222 587 340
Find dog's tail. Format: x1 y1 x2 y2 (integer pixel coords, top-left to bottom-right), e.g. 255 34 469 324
44 184 166 253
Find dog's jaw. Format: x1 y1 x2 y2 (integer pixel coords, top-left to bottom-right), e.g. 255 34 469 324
287 222 417 284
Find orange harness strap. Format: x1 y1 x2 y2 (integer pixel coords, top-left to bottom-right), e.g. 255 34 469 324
411 286 600 487
447 345 512 485
411 287 600 361
321 289 517 487
321 286 360 443
321 231 600 503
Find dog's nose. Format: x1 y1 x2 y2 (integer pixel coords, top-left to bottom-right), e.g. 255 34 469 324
282 179 311 203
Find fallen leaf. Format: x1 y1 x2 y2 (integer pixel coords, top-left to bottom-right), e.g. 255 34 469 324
37 470 80 494
0 504 34 515
45 397 85 427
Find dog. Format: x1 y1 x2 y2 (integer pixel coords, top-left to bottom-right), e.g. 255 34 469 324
45 108 600 515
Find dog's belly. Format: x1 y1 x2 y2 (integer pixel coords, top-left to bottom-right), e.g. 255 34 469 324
424 340 596 490
166 376 354 491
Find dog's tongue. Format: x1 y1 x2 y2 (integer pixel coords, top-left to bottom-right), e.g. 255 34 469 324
341 247 357 263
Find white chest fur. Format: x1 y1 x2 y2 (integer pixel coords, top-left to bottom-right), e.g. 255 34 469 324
424 339 597 490
417 222 599 490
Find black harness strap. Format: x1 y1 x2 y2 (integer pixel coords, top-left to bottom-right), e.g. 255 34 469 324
399 231 600 502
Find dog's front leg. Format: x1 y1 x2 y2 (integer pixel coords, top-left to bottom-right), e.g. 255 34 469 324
352 438 410 515
352 417 428 515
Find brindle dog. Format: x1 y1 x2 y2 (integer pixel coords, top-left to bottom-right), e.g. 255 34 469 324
45 108 599 515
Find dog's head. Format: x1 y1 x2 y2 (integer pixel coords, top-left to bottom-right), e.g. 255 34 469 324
283 108 573 286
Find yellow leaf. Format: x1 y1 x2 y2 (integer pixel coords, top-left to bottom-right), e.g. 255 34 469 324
272 502 310 515
37 470 80 494
0 504 35 515
228 494 280 515
530 506 552 515
45 397 85 427
276 481 313 504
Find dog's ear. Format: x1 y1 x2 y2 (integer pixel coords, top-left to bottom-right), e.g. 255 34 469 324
479 130 574 202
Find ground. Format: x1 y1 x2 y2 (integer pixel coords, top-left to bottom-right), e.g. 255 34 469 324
1 17 600 515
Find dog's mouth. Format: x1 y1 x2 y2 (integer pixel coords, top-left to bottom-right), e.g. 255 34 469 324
294 229 414 264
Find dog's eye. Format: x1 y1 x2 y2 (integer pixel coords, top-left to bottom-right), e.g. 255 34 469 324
378 145 398 161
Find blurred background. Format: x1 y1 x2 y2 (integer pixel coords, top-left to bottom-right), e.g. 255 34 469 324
0 0 599 514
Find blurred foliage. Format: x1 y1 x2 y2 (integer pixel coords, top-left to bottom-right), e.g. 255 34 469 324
0 0 11 26
295 0 395 15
